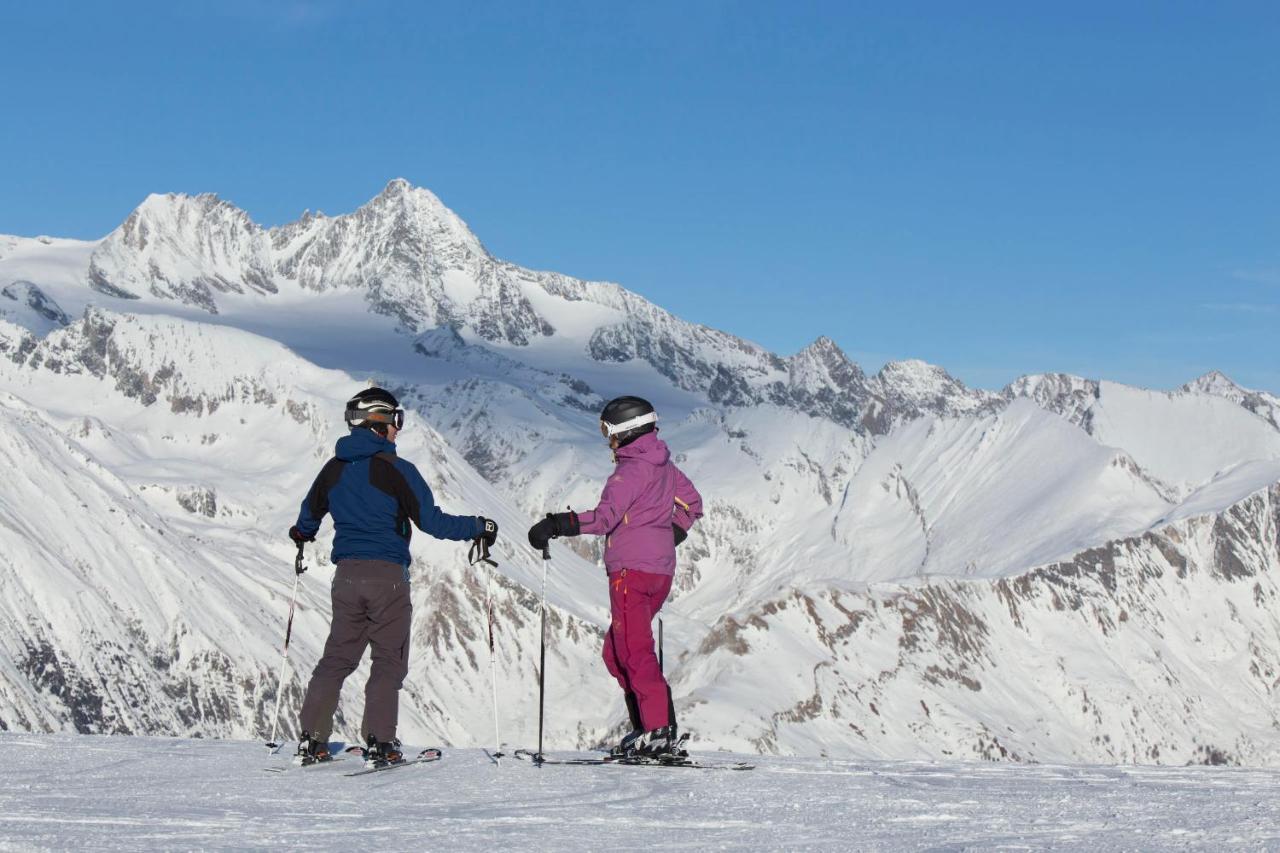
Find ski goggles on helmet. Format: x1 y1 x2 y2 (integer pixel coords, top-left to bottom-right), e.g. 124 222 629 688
600 411 657 438
345 407 406 429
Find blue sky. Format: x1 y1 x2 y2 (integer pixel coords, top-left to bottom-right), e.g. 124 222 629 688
3 1 1278 393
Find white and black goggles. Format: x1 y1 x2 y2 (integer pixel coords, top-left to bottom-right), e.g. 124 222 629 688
346 407 405 429
600 411 657 437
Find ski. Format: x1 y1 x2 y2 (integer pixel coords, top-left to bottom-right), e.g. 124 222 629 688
344 747 443 777
263 742 351 773
513 748 753 771
262 756 348 774
513 749 605 766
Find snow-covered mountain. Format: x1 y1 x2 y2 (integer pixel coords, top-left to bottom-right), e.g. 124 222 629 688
1005 373 1280 499
88 193 277 308
1 179 1278 767
1182 369 1280 432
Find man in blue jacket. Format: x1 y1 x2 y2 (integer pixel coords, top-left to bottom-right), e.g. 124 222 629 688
288 387 497 765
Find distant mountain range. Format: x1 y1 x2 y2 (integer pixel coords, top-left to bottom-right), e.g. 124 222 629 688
1 179 1278 765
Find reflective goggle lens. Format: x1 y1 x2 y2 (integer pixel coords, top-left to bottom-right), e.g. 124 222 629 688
345 407 406 429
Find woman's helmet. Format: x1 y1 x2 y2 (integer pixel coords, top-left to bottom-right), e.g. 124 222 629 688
600 396 657 446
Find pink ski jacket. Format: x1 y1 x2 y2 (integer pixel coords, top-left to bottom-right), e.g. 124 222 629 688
578 431 703 576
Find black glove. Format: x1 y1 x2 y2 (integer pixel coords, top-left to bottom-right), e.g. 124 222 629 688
673 524 688 547
527 516 555 552
478 517 498 547
527 511 579 551
288 525 315 544
550 511 580 537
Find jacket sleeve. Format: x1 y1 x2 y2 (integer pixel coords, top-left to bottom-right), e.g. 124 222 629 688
399 460 484 542
578 466 639 535
295 458 345 538
294 494 324 539
672 465 703 531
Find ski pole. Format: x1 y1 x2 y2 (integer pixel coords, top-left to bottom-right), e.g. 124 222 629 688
487 563 503 762
659 617 664 673
469 534 503 763
265 543 307 750
535 544 550 765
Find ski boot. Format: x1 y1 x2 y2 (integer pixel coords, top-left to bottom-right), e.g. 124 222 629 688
634 724 677 758
296 731 332 766
610 693 645 758
614 725 687 763
612 728 645 758
362 734 404 768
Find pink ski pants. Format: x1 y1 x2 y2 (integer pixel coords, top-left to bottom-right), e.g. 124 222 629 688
602 568 673 730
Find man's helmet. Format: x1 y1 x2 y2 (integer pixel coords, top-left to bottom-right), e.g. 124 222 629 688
345 387 405 431
600 396 657 446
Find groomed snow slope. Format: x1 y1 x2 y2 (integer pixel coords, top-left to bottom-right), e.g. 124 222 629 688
1 734 1278 852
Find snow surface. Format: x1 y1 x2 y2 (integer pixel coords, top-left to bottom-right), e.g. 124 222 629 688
831 399 1171 581
1086 381 1280 498
1 734 1277 852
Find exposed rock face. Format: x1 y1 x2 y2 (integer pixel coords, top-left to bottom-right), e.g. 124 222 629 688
1003 373 1102 427
1 281 71 328
868 359 1003 432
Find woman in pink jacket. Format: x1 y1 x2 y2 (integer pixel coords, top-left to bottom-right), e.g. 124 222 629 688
527 396 703 757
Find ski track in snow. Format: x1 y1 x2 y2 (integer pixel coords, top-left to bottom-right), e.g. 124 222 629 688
0 735 1278 851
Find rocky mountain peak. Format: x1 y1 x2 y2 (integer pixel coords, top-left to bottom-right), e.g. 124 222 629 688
1179 370 1280 432
87 192 276 311
796 335 845 363
788 336 869 396
353 178 484 255
869 359 1001 425
1000 373 1101 431
877 358 943 382
1004 372 1099 401
875 359 965 401
381 176 414 195
373 177 436 207
1182 370 1241 395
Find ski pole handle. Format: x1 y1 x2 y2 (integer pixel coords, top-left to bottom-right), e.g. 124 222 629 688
469 536 498 567
294 542 306 575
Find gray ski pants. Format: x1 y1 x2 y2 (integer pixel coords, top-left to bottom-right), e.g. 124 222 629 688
298 559 411 744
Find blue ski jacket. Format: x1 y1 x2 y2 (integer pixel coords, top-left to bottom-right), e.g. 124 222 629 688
294 428 483 567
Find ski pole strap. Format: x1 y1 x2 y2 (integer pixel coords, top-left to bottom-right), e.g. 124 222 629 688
294 542 307 575
469 536 498 567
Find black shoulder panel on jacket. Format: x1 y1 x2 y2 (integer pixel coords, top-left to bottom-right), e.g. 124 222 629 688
370 452 420 541
307 457 348 520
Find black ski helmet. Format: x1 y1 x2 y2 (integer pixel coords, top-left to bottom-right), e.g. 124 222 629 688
345 386 404 432
600 395 657 446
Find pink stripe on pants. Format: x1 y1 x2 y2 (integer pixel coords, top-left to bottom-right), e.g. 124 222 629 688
602 568 673 730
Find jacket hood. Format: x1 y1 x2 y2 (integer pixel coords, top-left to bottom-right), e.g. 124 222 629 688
615 430 670 466
335 428 396 462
